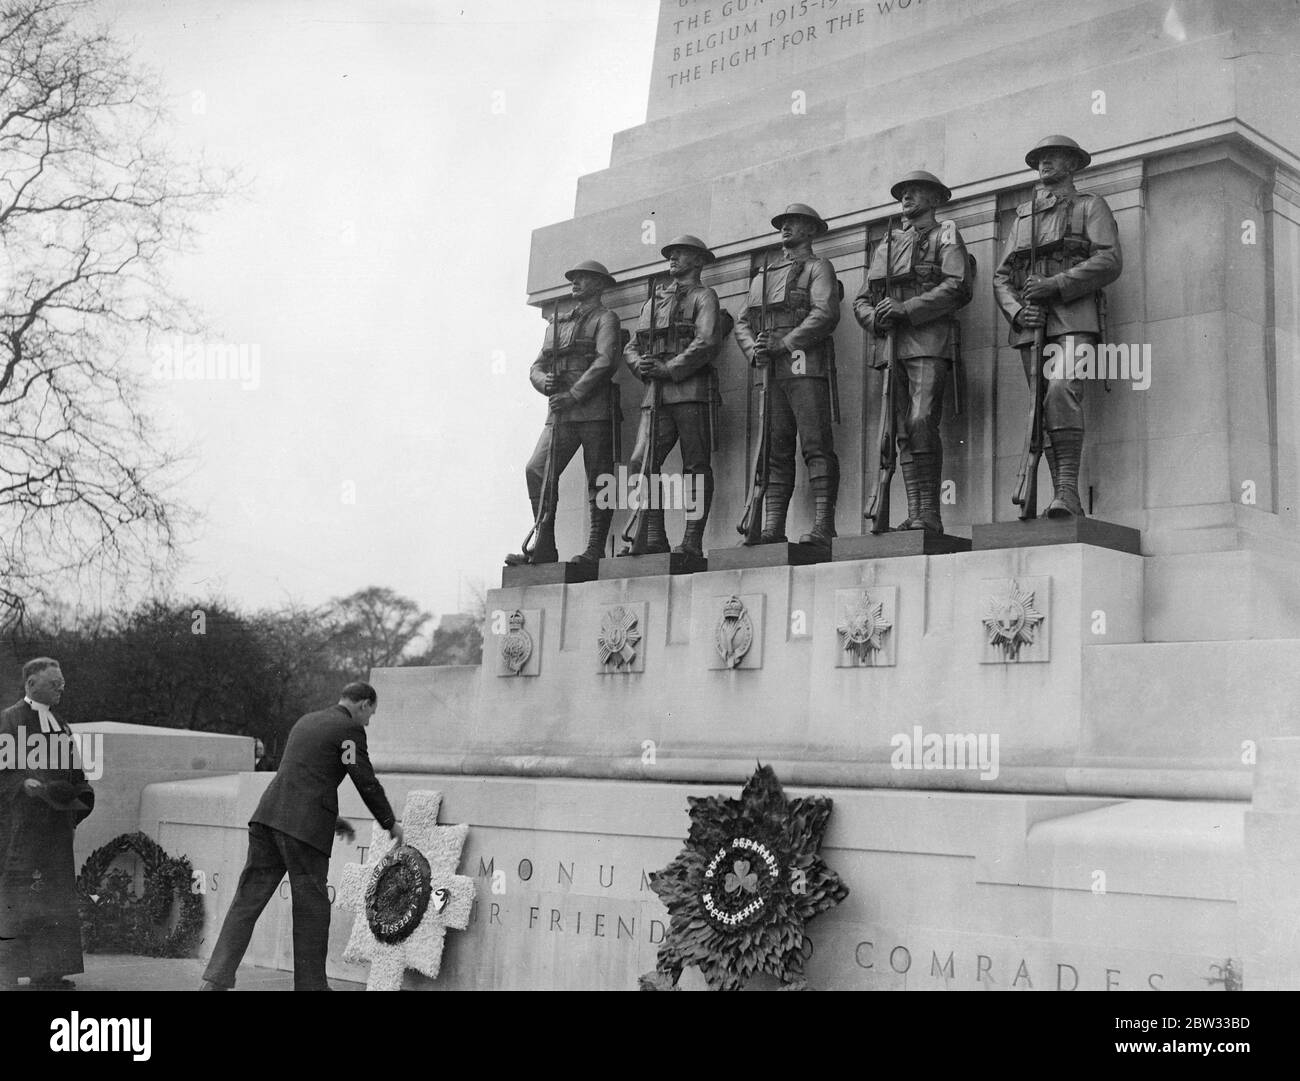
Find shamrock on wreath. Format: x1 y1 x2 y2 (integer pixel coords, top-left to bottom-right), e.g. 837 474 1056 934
640 764 848 991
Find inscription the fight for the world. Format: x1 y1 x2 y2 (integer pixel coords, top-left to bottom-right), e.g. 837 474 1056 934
664 0 933 91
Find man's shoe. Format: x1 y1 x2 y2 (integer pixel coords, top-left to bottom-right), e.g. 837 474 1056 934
29 976 75 990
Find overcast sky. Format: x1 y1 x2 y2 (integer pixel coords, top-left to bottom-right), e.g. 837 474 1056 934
98 0 659 621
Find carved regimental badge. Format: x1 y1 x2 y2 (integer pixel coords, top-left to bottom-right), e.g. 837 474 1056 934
715 595 754 669
837 592 892 665
597 605 642 671
500 609 533 675
982 580 1045 662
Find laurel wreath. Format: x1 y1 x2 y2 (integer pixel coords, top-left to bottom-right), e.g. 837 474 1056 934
76 831 206 957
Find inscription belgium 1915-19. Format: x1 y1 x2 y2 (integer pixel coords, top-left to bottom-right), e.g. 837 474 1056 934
660 0 936 93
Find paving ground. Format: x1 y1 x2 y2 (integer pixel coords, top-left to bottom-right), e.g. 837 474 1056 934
11 953 364 991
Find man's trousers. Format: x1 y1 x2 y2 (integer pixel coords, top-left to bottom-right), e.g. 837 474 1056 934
202 822 331 991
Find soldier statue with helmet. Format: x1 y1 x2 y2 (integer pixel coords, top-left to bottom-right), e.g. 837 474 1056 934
993 135 1123 519
733 202 843 553
855 170 973 535
506 258 623 568
620 234 725 559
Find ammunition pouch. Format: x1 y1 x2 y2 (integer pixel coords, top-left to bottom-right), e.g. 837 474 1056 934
865 269 917 306
635 321 697 360
786 285 811 324
1008 240 1090 289
746 305 801 334
553 350 595 373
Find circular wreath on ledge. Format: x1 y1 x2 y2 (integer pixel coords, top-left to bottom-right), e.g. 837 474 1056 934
77 831 205 958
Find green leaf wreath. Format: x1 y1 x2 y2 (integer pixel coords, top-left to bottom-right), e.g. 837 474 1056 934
77 831 205 958
641 764 848 991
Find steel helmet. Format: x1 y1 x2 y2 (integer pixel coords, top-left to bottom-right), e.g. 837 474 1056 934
890 170 952 205
770 202 829 236
660 234 716 263
563 259 617 288
1025 135 1091 171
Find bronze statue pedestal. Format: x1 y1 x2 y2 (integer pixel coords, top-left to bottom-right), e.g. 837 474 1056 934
832 532 971 561
501 561 599 588
706 542 829 571
971 518 1141 556
598 552 707 580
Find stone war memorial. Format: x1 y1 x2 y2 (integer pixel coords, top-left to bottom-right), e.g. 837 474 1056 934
151 0 1300 990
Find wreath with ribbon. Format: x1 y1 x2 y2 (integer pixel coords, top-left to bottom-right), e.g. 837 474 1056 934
77 831 206 957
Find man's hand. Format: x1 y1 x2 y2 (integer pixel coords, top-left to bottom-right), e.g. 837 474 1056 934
1022 273 1059 303
755 331 790 363
636 356 669 380
22 778 41 797
543 372 558 394
548 391 577 413
873 297 906 332
1018 303 1048 329
388 822 404 847
334 817 356 843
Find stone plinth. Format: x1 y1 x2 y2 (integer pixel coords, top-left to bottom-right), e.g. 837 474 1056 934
706 540 827 569
833 531 971 559
598 551 705 579
1241 737 1300 990
71 722 253 872
501 561 597 588
363 544 1300 799
145 772 1243 991
972 518 1141 555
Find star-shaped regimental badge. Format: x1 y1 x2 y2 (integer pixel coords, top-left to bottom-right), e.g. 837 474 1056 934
982 579 1045 661
837 592 892 664
640 764 848 991
597 604 641 670
339 790 475 990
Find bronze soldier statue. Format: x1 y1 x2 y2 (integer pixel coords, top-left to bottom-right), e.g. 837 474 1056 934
621 235 723 558
855 171 972 534
733 203 842 551
506 259 622 566
993 135 1122 518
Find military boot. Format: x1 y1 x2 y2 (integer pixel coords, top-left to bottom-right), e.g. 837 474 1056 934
621 509 670 556
798 475 838 551
1045 429 1085 518
910 451 944 534
673 475 712 558
505 499 558 565
757 482 792 544
898 458 923 531
571 500 615 565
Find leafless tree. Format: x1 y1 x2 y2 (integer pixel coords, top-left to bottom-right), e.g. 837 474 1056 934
325 586 433 675
0 0 232 627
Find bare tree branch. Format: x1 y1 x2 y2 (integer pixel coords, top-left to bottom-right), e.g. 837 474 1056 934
0 0 235 622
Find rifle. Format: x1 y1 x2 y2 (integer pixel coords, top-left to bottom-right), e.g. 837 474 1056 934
621 277 659 553
520 301 562 559
827 293 842 427
865 218 898 534
1012 195 1046 518
737 253 771 544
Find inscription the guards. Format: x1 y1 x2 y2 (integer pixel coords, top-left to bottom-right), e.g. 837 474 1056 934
664 0 936 91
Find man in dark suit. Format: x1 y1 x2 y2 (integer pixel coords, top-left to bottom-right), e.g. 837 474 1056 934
0 657 95 991
200 681 403 991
